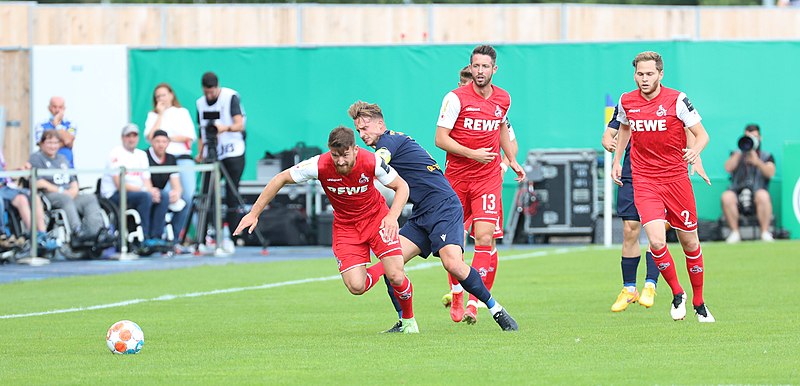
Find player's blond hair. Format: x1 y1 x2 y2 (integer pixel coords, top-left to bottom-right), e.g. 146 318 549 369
347 101 384 121
459 65 472 85
328 126 356 150
632 51 664 72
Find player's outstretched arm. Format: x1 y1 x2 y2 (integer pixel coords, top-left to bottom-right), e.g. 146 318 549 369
380 175 410 241
233 170 296 236
683 122 709 165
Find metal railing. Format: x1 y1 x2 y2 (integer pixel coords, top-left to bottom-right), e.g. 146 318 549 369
0 162 219 258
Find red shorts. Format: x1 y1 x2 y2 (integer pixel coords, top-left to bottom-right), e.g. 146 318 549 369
331 208 402 273
633 177 698 232
464 210 504 239
448 174 504 239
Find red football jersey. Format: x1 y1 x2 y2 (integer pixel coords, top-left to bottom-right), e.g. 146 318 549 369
437 84 511 181
290 147 397 225
617 86 702 183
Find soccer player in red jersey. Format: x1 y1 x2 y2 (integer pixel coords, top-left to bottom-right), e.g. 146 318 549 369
441 65 519 318
611 51 715 322
234 126 419 333
435 45 525 325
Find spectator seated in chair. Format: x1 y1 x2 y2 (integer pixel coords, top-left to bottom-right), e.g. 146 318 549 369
99 123 171 249
146 129 189 247
0 150 59 252
721 124 776 243
29 130 109 248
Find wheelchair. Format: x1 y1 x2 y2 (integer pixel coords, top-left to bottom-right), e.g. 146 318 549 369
0 205 27 264
92 179 175 257
40 193 115 260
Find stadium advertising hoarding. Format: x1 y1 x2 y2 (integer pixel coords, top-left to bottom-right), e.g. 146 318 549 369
129 41 800 225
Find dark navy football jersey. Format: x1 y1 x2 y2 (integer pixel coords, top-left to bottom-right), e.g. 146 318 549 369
607 105 633 180
373 130 458 217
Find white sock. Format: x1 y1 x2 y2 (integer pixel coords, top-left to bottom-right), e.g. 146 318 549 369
489 303 503 315
625 285 637 293
451 284 463 293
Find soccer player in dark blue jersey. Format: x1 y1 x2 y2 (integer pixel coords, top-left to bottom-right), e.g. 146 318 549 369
603 105 711 312
348 100 518 332
602 105 660 312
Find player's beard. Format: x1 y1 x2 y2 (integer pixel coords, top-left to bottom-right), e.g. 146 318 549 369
335 160 355 175
474 72 492 88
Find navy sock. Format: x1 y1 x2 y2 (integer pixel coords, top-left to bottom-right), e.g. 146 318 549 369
621 256 641 287
383 276 402 319
644 251 659 285
459 267 496 309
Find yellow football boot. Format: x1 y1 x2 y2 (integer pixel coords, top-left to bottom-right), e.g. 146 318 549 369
611 288 640 312
639 283 656 308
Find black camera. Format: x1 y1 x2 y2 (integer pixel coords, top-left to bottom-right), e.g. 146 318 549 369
202 111 221 161
737 133 759 152
202 111 220 136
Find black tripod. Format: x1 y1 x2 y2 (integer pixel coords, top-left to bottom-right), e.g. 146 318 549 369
183 130 269 252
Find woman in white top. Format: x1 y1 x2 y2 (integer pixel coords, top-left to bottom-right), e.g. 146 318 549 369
144 83 197 235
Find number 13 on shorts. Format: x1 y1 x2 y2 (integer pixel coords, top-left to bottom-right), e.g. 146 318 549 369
481 193 496 212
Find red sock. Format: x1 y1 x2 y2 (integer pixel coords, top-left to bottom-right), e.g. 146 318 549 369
485 247 498 291
448 272 460 291
364 263 384 292
650 246 684 295
469 245 493 304
684 247 705 307
448 251 465 291
391 276 414 319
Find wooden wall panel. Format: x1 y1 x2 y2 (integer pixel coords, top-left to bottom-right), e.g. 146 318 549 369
164 6 296 46
1 4 800 47
0 3 31 47
31 6 161 46
431 5 562 43
566 6 697 41
699 8 800 39
0 50 31 169
301 6 428 45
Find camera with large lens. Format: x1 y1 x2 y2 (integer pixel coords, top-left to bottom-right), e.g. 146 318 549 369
737 133 760 152
202 111 221 161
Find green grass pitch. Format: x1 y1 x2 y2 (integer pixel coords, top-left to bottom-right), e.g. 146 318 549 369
0 241 798 384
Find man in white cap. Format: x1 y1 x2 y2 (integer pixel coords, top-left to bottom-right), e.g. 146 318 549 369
100 123 170 246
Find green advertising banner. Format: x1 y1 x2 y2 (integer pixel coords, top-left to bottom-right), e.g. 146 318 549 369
130 41 800 223
781 142 800 239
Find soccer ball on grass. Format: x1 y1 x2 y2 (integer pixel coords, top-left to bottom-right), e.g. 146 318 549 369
106 320 144 354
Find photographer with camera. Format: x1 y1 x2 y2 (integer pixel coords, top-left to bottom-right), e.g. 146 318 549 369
195 72 246 234
721 124 776 243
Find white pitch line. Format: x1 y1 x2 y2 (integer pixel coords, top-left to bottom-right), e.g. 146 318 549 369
0 246 599 320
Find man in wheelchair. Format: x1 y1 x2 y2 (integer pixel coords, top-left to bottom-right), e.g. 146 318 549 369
1 149 60 258
29 131 111 255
